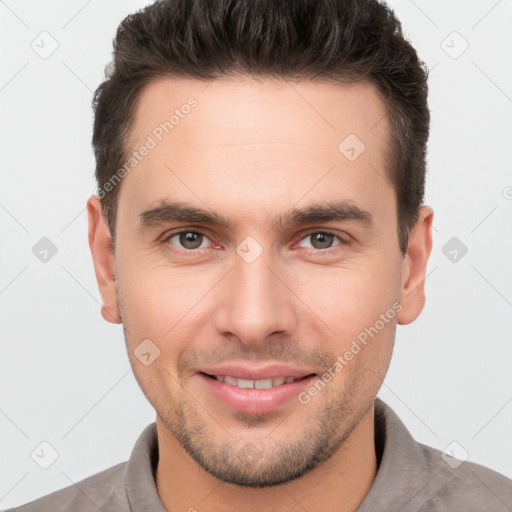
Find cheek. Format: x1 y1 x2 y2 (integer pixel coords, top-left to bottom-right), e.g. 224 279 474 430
116 263 224 396
294 260 400 389
297 261 401 337
117 259 217 338
117 267 194 403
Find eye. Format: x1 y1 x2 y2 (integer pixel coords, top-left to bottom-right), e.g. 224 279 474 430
165 230 212 251
296 231 343 250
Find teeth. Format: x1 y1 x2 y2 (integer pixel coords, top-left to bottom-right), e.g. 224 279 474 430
224 376 237 386
255 378 272 389
214 375 298 389
237 378 254 389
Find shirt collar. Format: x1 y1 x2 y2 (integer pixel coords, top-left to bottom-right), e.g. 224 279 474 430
357 398 455 512
125 421 166 512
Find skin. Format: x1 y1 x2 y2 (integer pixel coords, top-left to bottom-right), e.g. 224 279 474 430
87 76 433 512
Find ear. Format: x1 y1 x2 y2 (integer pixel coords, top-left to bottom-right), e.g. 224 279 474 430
397 205 434 325
87 195 122 324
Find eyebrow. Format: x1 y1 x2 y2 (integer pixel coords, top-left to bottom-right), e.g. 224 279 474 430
138 200 374 231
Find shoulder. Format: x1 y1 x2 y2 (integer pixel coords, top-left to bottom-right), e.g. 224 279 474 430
370 399 512 511
418 442 512 510
5 462 129 512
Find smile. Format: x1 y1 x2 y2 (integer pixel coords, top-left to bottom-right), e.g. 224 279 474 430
209 375 300 389
198 371 317 414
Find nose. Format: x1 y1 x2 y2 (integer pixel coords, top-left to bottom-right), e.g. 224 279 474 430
212 248 298 348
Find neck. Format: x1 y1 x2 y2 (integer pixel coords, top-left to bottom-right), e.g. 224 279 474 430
155 406 377 512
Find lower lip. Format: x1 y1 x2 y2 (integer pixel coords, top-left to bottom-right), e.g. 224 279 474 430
197 373 317 414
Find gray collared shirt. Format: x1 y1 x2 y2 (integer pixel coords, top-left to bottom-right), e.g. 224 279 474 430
6 398 512 511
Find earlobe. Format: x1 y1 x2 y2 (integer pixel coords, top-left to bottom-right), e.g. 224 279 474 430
397 206 434 325
87 195 122 324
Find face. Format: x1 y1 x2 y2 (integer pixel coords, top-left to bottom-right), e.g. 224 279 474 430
88 76 432 487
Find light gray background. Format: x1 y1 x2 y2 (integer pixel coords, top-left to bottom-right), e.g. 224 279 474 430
1 0 511 509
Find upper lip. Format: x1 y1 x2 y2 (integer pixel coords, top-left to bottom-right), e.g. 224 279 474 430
197 363 316 381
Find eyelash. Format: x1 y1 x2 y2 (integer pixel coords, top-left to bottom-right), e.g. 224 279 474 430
162 228 347 256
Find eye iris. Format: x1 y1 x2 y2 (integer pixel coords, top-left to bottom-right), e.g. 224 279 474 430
311 232 334 249
180 232 202 249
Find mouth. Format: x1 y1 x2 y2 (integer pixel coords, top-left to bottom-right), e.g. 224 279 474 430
200 372 313 389
196 368 318 415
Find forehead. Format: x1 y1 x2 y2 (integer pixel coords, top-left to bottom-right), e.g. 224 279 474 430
118 76 394 227
129 76 390 153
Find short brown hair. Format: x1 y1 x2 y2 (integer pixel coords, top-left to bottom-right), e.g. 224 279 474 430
92 0 429 255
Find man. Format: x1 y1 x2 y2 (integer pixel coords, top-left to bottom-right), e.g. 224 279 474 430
8 0 512 510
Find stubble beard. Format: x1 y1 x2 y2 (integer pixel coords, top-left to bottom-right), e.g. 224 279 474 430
156 378 372 488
